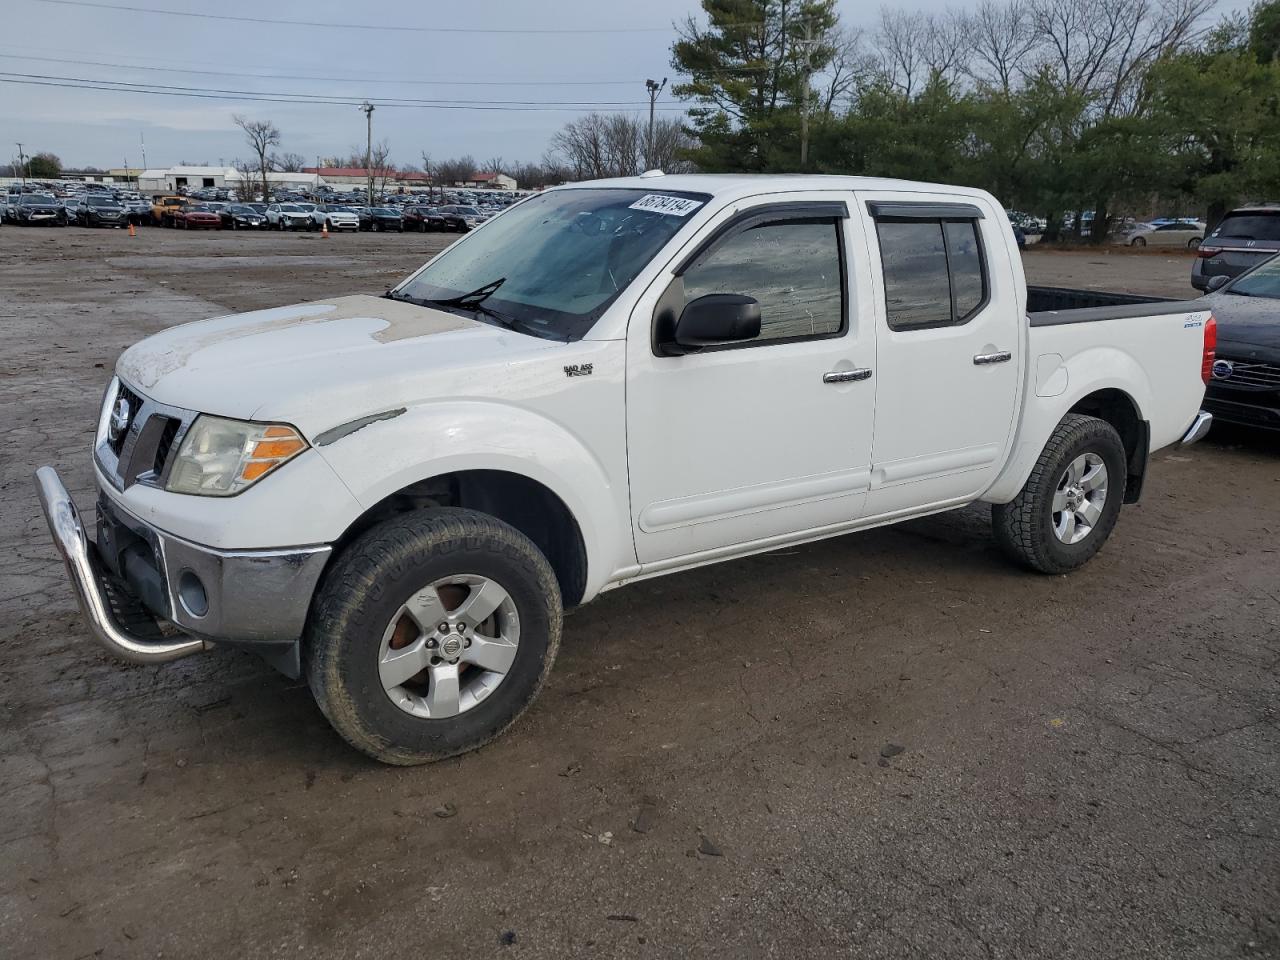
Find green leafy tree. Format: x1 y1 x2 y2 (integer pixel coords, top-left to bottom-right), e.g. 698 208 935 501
1146 39 1280 227
1249 0 1280 62
27 152 61 178
671 0 839 170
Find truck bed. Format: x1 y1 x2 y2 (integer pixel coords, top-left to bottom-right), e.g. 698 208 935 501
1027 285 1203 326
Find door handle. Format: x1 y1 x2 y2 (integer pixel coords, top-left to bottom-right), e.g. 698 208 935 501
973 351 1012 365
823 368 872 384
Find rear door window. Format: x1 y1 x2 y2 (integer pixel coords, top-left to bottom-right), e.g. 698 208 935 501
876 216 988 331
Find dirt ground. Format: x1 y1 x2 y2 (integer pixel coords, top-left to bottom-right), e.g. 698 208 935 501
1 227 1277 960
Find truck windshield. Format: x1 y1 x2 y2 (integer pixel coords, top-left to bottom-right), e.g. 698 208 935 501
395 188 710 341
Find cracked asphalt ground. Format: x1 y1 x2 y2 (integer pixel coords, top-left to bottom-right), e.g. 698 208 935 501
1 228 1277 960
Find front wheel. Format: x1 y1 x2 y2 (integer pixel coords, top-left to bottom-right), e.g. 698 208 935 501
991 414 1126 574
1130 236 1146 247
306 508 563 765
1188 237 1201 250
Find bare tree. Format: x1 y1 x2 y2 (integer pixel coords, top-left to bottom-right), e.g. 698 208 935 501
273 151 306 172
1029 0 1213 113
233 115 280 205
876 10 925 97
818 27 871 116
549 113 613 179
643 117 696 173
964 0 1041 94
484 156 506 177
232 158 257 201
434 155 477 185
921 11 972 85
367 139 394 197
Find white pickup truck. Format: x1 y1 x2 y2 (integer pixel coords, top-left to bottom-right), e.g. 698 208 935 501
37 174 1217 764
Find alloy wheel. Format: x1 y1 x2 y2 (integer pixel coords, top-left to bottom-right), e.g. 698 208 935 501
377 574 521 719
1052 453 1108 544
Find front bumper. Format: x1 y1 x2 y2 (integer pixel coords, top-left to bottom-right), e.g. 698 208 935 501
1203 396 1280 431
35 466 331 669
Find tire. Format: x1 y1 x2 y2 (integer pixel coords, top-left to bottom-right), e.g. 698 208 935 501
991 414 1127 575
306 507 563 765
1130 236 1146 247
1188 237 1201 250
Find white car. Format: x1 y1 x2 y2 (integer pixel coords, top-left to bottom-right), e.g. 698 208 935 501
36 173 1214 765
265 203 312 231
312 204 360 232
1119 220 1206 249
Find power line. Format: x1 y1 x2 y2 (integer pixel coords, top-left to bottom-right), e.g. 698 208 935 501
0 52 645 86
0 70 668 106
34 0 677 34
0 74 689 112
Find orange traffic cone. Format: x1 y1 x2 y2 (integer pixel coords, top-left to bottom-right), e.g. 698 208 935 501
321 221 329 238
128 222 136 237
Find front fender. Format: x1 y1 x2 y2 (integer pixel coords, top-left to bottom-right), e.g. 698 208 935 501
984 346 1152 504
312 400 631 600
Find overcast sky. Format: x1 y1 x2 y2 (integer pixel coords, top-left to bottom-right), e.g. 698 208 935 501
1 0 1248 172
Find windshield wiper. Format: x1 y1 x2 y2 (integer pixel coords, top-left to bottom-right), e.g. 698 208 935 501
425 277 506 308
386 281 543 337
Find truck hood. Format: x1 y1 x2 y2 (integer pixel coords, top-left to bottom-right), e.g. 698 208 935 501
116 294 569 436
1203 290 1280 360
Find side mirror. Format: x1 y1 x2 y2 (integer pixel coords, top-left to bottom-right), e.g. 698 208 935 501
669 294 762 353
1206 274 1229 292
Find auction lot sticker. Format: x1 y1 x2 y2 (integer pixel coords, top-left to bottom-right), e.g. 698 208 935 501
629 194 703 216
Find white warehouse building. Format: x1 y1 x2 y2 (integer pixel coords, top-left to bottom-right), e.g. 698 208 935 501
137 166 324 196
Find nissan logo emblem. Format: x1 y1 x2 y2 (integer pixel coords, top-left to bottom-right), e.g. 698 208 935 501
108 395 132 441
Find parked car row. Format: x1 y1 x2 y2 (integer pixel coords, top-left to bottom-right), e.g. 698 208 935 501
1114 219 1208 248
140 196 502 234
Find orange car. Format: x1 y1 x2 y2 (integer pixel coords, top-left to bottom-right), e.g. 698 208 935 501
150 195 186 226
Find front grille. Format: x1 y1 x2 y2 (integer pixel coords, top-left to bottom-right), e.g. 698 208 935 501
1216 359 1280 388
152 416 181 475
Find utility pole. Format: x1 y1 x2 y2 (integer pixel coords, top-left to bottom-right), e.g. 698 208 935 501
140 133 147 170
798 21 814 168
15 142 26 185
644 78 667 170
360 101 375 202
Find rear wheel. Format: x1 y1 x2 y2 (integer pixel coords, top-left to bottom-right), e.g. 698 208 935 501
991 414 1127 574
1130 236 1146 247
306 508 562 765
1188 237 1201 250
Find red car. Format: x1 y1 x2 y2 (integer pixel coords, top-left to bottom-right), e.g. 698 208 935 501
173 204 222 230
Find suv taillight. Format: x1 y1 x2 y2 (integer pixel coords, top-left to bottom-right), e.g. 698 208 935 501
1197 245 1221 258
1202 314 1217 385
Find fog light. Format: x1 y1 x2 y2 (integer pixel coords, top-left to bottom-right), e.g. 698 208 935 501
178 569 209 618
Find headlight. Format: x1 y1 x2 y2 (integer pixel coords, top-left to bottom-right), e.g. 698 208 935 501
166 416 307 496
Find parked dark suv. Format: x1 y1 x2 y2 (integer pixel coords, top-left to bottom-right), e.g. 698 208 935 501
1192 205 1280 291
1200 253 1280 431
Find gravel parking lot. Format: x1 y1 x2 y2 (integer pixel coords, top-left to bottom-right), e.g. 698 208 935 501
1 228 1277 960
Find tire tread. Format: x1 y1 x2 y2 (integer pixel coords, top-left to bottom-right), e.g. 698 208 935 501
992 413 1125 574
305 507 561 765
